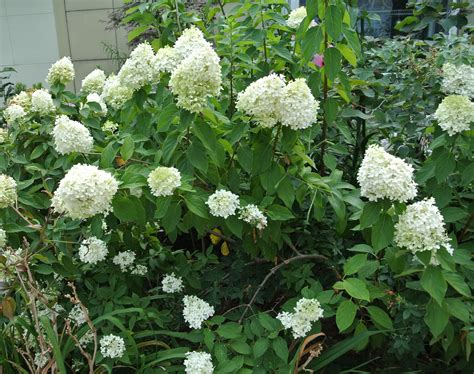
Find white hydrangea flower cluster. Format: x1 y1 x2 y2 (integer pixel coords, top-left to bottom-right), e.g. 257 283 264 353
52 115 93 155
79 330 94 348
147 166 181 197
277 298 324 338
0 227 6 247
46 56 75 86
99 334 125 359
395 198 453 260
102 120 119 134
169 42 222 113
0 174 17 208
280 78 320 130
34 352 49 368
86 93 108 116
10 91 31 110
152 46 179 74
3 104 26 124
51 164 119 219
118 42 156 91
0 128 7 143
101 74 134 110
182 295 215 329
433 94 474 136
441 63 474 98
112 250 147 275
286 7 317 29
173 27 211 62
183 351 214 374
68 304 87 325
206 190 240 218
78 237 108 265
31 89 55 116
237 74 318 129
357 145 417 203
239 204 267 230
81 68 106 94
162 273 184 293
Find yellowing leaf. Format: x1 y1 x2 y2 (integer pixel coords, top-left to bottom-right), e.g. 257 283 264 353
210 228 222 245
221 241 230 256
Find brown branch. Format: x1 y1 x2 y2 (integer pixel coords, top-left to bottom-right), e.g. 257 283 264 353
238 253 328 323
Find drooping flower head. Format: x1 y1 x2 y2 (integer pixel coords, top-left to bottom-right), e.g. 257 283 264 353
239 204 267 230
51 164 119 219
206 190 240 218
47 56 75 86
81 68 106 94
277 298 324 338
78 237 108 265
173 26 210 62
357 145 417 203
441 63 474 98
0 175 17 208
280 78 319 130
52 115 93 155
147 166 181 197
31 89 55 116
286 7 317 29
101 74 134 110
394 198 453 261
182 295 215 329
162 273 184 294
118 42 156 91
433 94 474 136
100 334 125 359
183 351 214 374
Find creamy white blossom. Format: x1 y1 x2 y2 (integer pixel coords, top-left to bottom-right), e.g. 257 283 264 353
9 91 31 110
52 115 93 155
0 175 17 208
68 304 87 325
286 7 317 28
277 298 324 338
162 273 184 293
47 56 75 86
100 334 125 359
173 26 210 62
152 46 179 75
433 94 474 136
0 227 6 248
357 145 417 203
102 120 119 134
51 164 119 219
239 204 267 230
31 89 55 116
169 43 222 113
147 166 181 197
182 295 215 329
236 74 286 128
34 353 49 368
3 104 26 124
0 128 7 144
395 198 453 261
280 78 319 130
112 250 136 272
441 63 474 98
79 330 94 348
101 74 134 110
78 237 108 265
81 68 106 94
206 190 240 218
86 93 107 116
131 264 147 275
118 42 156 91
184 351 214 374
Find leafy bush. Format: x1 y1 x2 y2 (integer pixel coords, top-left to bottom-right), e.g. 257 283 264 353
0 1 472 373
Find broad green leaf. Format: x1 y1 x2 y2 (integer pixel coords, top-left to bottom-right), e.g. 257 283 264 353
424 299 449 337
444 298 469 322
443 271 471 297
341 278 370 301
183 193 208 219
336 43 357 66
272 337 289 362
266 204 294 221
344 254 368 275
326 5 342 40
100 142 117 168
324 47 342 82
371 213 394 252
336 300 357 331
253 337 269 358
217 323 242 339
120 136 135 161
112 195 147 225
421 266 446 306
366 306 393 330
230 340 251 355
359 201 381 229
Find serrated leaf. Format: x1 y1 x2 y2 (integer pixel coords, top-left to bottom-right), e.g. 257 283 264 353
336 300 357 331
420 266 446 306
366 306 393 330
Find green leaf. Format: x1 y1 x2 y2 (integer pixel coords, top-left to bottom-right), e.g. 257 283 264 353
441 207 468 223
344 254 368 275
336 300 357 331
302 27 324 61
216 355 244 373
336 43 356 66
183 193 208 219
40 317 67 374
100 142 117 168
277 176 294 208
341 278 370 301
435 151 455 182
230 340 251 355
326 5 342 40
324 47 341 82
272 337 289 362
120 136 135 161
443 271 471 297
156 103 178 133
366 306 393 330
371 213 394 252
359 202 381 229
266 204 294 221
424 299 449 337
253 337 269 358
188 139 208 172
112 195 147 225
217 323 242 339
420 266 446 306
444 298 469 322
128 25 149 42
